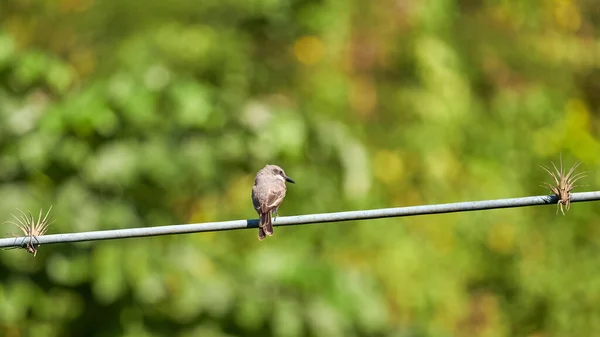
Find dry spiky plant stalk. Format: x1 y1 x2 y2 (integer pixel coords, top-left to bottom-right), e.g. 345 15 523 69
539 155 587 215
4 206 54 256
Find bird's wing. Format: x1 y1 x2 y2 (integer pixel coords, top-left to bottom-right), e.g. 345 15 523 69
262 188 286 213
251 186 262 212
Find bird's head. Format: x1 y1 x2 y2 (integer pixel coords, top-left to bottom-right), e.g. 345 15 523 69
264 164 295 184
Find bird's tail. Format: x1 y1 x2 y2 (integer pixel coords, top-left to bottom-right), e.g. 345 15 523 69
258 211 273 240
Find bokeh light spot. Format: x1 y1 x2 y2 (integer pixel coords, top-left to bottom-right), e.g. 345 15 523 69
294 36 325 65
373 150 404 184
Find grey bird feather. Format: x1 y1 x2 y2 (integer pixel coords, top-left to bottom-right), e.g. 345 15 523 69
252 165 295 240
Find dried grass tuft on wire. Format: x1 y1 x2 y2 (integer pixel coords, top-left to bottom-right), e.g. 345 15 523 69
3 206 54 256
539 156 587 215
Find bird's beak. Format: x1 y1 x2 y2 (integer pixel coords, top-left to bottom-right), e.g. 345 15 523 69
285 176 295 184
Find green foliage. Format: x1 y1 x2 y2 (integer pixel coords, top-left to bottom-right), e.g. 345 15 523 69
1 0 600 336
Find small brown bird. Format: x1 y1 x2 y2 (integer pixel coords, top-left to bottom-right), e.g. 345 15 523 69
252 164 295 240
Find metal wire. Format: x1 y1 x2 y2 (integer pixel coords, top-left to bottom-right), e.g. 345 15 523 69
1 191 599 249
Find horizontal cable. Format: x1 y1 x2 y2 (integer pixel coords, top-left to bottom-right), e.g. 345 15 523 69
1 191 599 249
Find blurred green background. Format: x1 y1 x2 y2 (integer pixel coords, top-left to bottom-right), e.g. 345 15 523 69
1 0 600 336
